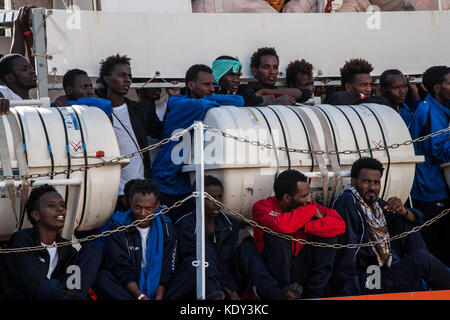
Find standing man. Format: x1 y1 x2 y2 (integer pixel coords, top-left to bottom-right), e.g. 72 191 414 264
238 47 311 106
410 66 450 266
151 64 244 223
285 59 315 100
326 58 391 105
137 85 181 164
332 157 450 296
340 58 374 97
212 55 242 95
252 170 346 298
0 53 37 102
379 69 421 128
97 54 163 211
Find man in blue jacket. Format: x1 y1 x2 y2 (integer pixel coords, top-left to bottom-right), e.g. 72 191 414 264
151 64 244 223
93 179 177 300
164 175 302 300
410 66 450 266
332 157 450 296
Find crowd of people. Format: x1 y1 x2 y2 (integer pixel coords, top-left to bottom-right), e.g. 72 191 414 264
0 5 449 300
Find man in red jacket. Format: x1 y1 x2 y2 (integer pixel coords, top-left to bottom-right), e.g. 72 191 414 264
252 169 346 298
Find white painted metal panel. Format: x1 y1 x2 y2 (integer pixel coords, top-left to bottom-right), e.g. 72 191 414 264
46 10 450 79
99 0 192 13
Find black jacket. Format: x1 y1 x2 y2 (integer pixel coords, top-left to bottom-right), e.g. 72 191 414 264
175 211 240 291
103 218 177 289
331 190 424 296
0 227 77 300
123 97 163 178
237 82 311 106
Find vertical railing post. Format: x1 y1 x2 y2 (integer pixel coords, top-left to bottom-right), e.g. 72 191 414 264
193 121 206 300
31 8 49 99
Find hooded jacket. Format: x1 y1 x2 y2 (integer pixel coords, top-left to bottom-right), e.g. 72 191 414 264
151 92 244 195
252 196 346 257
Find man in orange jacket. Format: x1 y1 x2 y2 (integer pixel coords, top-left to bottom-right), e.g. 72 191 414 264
252 169 346 298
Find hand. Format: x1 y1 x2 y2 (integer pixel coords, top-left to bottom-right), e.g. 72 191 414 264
384 197 408 216
269 211 281 217
313 207 323 219
274 95 296 106
53 95 69 107
254 89 266 97
223 287 240 300
142 295 150 301
406 76 420 101
16 5 35 32
0 99 10 115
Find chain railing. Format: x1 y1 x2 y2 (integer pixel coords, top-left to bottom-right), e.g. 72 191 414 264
1 189 448 253
0 193 197 254
203 125 450 156
1 122 448 253
1 123 448 182
203 192 450 249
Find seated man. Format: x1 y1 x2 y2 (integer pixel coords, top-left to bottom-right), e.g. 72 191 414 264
410 66 450 266
164 175 302 300
0 185 102 300
238 47 311 106
212 55 242 95
332 157 450 296
252 170 346 298
151 64 244 223
94 179 177 300
379 69 421 128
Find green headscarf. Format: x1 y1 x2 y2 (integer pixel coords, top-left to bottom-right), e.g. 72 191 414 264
212 57 242 84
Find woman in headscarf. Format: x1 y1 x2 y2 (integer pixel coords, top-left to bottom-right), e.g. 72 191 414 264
212 56 242 94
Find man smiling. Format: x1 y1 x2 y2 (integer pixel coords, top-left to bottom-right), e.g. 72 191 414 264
0 185 102 300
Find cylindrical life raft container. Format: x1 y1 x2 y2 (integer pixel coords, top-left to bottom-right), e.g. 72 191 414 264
0 104 123 240
182 104 424 219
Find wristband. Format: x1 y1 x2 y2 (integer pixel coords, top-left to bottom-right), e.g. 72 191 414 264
137 293 146 300
271 94 276 99
23 30 32 36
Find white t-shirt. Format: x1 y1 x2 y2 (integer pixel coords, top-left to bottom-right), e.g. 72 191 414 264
112 103 145 195
136 226 150 268
0 86 22 100
147 95 169 164
42 242 59 279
